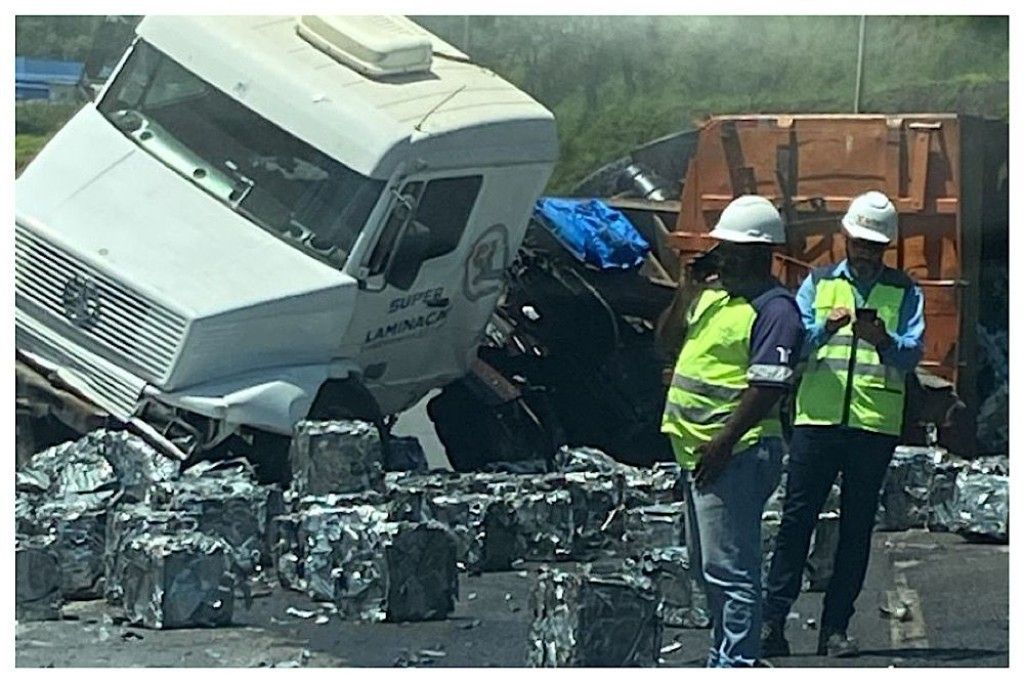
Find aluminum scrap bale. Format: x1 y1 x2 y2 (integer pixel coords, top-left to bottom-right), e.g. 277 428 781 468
476 495 524 571
290 420 384 497
32 500 107 600
16 492 41 535
877 447 937 531
91 429 179 503
290 490 387 511
387 484 432 522
967 455 1009 476
271 493 387 591
619 503 685 557
16 468 50 496
424 493 487 568
16 533 63 621
151 468 271 576
104 504 200 605
298 503 390 605
381 520 460 622
513 489 575 561
120 531 235 629
926 457 968 532
383 469 443 490
304 516 458 622
308 519 389 619
651 462 683 502
565 471 624 560
639 546 709 628
529 472 569 492
424 492 524 572
527 565 663 667
22 436 119 510
949 469 1009 542
21 429 178 507
623 465 680 509
553 445 634 474
469 472 524 497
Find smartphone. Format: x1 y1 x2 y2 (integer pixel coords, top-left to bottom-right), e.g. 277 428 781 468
855 308 878 323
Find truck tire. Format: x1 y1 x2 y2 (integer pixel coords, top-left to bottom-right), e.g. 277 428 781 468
426 381 560 472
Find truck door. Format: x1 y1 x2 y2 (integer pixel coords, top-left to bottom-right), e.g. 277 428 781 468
341 171 504 414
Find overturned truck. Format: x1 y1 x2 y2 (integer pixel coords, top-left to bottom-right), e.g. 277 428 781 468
15 15 558 475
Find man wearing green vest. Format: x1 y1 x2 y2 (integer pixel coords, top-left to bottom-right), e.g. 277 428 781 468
659 195 804 667
761 191 926 658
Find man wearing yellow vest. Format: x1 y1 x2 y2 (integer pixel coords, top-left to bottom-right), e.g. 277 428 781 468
659 195 804 667
761 191 925 658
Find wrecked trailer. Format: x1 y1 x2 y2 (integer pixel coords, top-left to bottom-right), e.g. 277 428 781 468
429 113 1008 470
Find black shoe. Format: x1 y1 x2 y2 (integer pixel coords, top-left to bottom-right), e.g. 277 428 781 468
816 629 860 657
760 620 791 657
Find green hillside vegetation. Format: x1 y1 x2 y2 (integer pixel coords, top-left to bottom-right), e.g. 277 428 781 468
414 16 1008 191
15 15 1007 191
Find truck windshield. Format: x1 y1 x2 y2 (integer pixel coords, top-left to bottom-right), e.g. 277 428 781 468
97 40 384 268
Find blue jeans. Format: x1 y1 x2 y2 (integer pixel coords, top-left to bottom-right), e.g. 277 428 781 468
682 437 784 667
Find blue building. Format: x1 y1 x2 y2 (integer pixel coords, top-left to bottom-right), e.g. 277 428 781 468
15 57 84 102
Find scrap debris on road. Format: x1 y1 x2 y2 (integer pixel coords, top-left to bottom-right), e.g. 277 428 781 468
14 419 1009 667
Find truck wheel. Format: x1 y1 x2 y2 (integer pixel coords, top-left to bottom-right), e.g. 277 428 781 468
248 431 293 486
427 382 560 472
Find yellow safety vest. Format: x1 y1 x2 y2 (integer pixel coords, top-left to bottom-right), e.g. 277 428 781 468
794 276 907 435
661 288 782 470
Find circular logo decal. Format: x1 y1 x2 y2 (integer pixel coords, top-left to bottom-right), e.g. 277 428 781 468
463 224 510 302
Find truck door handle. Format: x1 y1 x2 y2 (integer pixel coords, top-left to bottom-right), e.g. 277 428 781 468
427 297 450 308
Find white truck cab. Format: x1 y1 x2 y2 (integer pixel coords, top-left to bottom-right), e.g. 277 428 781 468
15 16 557 468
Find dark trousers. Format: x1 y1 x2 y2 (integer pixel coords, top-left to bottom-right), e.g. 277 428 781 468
763 425 896 632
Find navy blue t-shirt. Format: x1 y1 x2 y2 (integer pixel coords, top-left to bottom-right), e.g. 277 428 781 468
734 280 805 389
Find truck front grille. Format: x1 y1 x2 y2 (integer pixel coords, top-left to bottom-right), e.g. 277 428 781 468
14 222 188 383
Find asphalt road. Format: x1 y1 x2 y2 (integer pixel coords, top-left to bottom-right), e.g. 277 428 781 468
15 529 1007 668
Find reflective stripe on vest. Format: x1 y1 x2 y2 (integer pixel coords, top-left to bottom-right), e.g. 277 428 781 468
794 276 907 435
661 288 782 468
670 373 744 402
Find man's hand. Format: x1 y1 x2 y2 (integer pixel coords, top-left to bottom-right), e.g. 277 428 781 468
824 306 852 334
854 317 893 350
694 433 736 489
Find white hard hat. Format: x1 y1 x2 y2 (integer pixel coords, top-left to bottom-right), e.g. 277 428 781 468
708 195 786 244
842 191 897 244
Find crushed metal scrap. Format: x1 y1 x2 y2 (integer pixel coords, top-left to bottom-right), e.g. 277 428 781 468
14 419 1010 649
527 564 663 667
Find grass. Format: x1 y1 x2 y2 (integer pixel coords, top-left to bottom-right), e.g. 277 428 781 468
13 101 80 175
16 134 49 176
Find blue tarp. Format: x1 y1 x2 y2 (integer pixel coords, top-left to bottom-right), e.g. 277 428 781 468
533 198 650 270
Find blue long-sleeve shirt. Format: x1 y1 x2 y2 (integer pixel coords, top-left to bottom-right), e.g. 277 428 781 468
796 260 925 373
